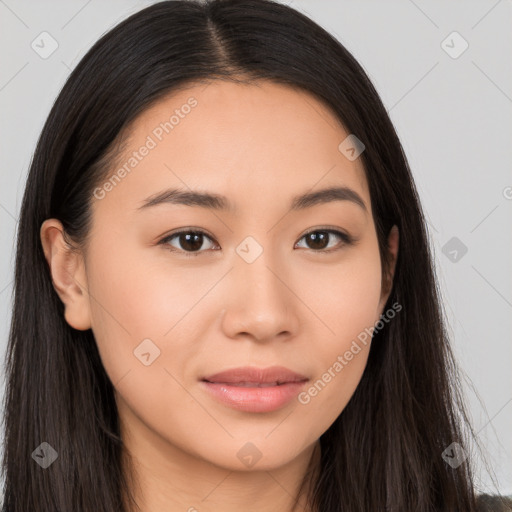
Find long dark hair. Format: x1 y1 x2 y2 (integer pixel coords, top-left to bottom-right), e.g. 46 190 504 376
0 0 499 510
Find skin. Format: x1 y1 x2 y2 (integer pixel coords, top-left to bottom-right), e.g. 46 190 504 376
41 80 399 512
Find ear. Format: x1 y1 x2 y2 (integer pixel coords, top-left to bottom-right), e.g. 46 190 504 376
377 224 399 315
40 219 92 331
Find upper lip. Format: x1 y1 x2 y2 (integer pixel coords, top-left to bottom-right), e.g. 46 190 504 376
202 366 308 385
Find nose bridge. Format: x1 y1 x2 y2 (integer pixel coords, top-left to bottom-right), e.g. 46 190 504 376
235 238 286 309
221 236 297 340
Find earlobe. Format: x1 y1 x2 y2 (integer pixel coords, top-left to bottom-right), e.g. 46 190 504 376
40 219 92 331
377 224 399 315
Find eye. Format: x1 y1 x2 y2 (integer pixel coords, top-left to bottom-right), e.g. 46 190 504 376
295 229 354 253
159 229 218 256
158 227 355 257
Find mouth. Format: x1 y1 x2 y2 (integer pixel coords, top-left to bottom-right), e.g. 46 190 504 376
201 365 308 386
200 366 309 413
202 380 298 387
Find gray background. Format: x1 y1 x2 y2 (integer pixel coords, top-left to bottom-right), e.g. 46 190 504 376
0 0 511 496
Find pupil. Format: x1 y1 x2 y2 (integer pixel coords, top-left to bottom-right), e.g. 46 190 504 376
308 232 328 250
181 233 203 251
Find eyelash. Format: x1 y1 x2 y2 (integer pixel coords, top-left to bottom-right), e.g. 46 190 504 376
158 227 356 258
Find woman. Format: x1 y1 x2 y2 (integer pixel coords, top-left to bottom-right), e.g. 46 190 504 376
2 0 510 510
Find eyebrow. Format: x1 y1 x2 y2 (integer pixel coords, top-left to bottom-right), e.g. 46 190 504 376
137 186 367 214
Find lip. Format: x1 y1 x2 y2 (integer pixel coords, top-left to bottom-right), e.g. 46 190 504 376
200 366 309 413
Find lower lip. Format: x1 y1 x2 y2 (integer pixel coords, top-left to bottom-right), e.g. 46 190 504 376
200 380 308 413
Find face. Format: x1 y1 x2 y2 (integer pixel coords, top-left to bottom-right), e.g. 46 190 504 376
41 80 398 474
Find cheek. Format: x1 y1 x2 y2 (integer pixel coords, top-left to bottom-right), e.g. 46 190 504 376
295 238 383 341
292 242 382 429
85 235 212 391
86 230 178 335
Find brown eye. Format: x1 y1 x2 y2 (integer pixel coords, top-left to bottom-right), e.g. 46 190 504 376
159 227 354 257
295 229 353 252
160 230 217 255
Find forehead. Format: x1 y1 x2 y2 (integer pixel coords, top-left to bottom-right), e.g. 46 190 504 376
95 79 371 218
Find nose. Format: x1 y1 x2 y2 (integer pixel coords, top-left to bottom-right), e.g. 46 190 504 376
220 251 300 343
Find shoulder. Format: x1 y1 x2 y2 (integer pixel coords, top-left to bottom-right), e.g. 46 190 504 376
476 494 512 511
